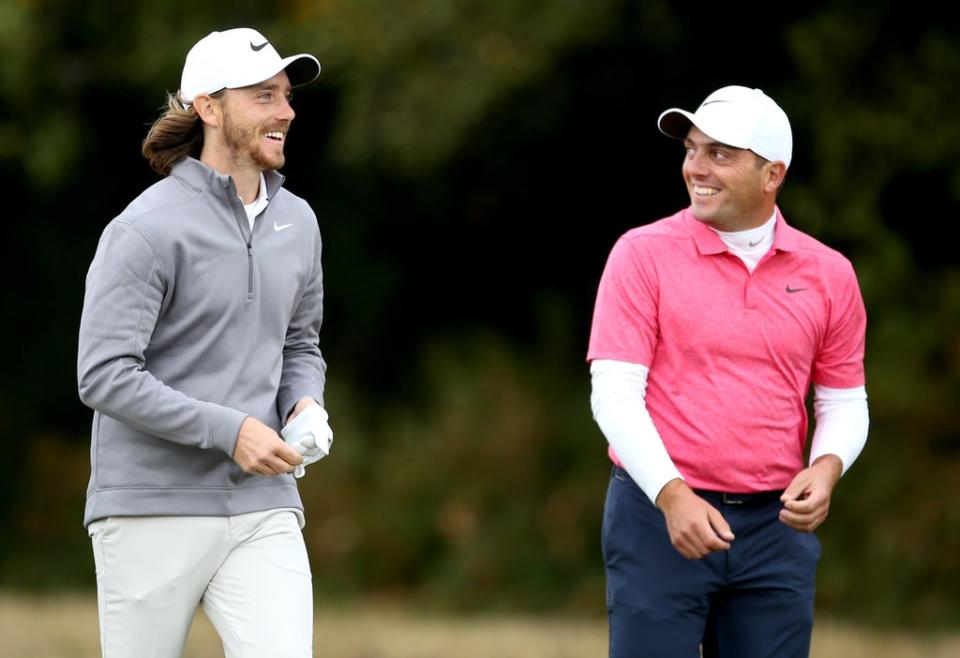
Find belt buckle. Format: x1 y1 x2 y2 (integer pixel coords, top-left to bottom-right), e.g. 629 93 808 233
722 492 744 505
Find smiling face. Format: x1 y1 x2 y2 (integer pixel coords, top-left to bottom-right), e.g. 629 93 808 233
217 70 295 171
681 125 784 232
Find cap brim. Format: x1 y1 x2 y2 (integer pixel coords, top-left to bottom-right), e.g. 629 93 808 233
657 109 695 140
282 54 321 88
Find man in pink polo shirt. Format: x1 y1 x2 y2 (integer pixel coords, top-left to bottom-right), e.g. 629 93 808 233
588 86 868 658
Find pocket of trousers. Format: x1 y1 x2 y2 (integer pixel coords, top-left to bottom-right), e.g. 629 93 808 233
88 518 112 579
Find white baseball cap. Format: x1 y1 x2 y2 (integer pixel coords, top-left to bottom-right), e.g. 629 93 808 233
179 28 320 104
657 86 792 167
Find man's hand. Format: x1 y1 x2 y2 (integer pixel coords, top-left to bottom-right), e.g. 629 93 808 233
281 402 333 478
233 416 303 476
779 455 842 532
287 396 318 423
656 479 735 559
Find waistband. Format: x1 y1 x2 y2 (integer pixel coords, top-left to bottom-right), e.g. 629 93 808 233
611 467 783 506
693 489 785 506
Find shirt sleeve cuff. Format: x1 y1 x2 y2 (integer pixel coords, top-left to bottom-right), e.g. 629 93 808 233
204 403 249 457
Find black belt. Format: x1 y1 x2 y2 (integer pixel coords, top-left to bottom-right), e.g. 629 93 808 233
694 489 784 506
612 468 783 506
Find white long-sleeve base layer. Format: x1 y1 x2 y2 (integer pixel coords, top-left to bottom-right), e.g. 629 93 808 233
590 359 869 504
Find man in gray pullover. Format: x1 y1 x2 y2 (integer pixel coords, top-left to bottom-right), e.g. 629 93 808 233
77 28 330 657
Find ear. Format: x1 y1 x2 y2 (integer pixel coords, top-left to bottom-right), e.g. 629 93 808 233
193 93 222 128
763 161 787 193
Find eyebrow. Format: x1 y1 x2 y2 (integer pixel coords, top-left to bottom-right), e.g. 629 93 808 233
249 82 292 94
683 138 744 152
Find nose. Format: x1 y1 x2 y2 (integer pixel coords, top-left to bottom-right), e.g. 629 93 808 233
683 149 708 179
277 96 295 122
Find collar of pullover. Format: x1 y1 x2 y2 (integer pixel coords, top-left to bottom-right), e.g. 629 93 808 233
171 157 286 202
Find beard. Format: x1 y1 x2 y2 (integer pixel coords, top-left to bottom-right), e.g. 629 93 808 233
222 110 286 171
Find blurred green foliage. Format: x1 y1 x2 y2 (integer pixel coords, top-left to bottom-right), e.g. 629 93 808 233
297 333 606 612
297 0 621 171
0 0 958 629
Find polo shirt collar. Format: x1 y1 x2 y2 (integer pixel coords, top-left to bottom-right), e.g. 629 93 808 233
770 207 800 253
687 209 728 256
686 205 799 255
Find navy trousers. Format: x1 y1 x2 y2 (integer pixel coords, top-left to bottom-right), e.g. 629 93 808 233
602 467 821 658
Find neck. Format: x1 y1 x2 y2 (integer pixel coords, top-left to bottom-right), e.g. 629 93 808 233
713 209 777 239
199 144 262 204
708 200 777 232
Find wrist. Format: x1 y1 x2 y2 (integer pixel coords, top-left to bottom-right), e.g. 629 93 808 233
288 397 318 422
811 454 843 485
655 477 688 510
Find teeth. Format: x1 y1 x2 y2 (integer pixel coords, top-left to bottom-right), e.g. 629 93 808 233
265 131 284 140
693 185 719 196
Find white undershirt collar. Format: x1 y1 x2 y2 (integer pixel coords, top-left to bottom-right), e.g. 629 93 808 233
712 210 777 272
242 173 270 231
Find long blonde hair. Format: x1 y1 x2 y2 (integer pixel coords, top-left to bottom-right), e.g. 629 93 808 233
141 91 222 175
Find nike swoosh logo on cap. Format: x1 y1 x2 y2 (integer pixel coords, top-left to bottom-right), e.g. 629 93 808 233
250 41 269 52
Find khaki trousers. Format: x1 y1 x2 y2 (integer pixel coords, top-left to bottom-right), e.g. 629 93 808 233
88 509 312 658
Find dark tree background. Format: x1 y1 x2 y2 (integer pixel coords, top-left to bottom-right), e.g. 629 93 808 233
1 0 957 628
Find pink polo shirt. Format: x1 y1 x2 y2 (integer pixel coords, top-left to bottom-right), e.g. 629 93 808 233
587 207 867 492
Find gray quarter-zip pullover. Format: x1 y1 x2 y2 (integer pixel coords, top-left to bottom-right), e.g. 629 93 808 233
78 157 325 527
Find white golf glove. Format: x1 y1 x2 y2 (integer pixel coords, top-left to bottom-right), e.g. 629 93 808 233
280 404 333 478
